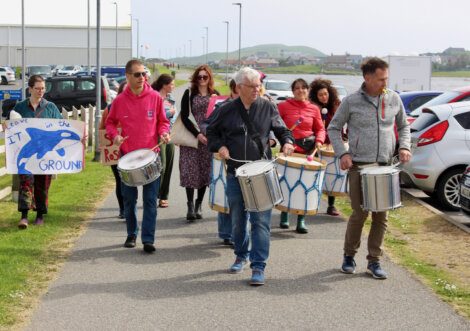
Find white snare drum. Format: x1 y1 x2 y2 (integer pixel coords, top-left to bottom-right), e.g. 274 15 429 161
236 160 283 212
118 149 162 187
209 153 229 213
275 153 326 215
360 165 401 212
319 144 349 196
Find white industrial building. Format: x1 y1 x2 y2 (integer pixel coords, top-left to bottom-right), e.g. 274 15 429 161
0 24 132 67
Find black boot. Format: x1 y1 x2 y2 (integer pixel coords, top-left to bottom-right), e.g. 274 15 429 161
195 199 203 219
187 201 196 222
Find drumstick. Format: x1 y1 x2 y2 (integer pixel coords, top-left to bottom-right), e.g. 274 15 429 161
306 148 318 162
150 133 173 151
289 115 304 131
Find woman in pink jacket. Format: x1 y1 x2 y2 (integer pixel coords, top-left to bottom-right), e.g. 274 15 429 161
278 78 326 233
106 59 170 253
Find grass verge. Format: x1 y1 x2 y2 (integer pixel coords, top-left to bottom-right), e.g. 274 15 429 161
0 152 113 329
333 194 470 318
432 71 470 78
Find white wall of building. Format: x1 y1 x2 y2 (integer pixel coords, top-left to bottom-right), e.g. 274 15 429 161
0 25 132 67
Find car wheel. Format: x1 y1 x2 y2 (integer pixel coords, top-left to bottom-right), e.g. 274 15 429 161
1 76 7 85
435 168 464 211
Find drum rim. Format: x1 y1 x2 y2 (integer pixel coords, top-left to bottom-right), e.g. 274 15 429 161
360 166 400 175
117 148 157 171
275 153 326 170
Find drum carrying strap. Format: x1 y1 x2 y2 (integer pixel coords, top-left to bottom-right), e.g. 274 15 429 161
237 107 265 159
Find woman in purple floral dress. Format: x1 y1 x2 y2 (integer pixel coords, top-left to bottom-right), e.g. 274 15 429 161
179 65 219 221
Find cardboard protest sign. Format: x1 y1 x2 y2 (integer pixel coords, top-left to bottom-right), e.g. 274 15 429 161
5 118 85 175
99 129 121 165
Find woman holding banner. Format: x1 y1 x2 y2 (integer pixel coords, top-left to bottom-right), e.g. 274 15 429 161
11 75 62 229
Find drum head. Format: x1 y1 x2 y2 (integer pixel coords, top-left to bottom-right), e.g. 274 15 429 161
236 160 274 177
360 165 399 175
118 149 156 170
276 153 325 170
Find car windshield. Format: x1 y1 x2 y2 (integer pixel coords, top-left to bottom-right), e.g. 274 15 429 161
265 81 290 91
29 66 51 74
64 66 76 70
409 91 460 116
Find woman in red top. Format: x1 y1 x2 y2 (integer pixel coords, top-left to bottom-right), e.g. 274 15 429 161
278 78 326 233
309 78 342 216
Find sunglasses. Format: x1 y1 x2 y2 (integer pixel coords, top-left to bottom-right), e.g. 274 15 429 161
197 75 209 81
131 72 147 78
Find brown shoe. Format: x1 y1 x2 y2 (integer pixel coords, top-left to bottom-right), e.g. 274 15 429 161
18 218 29 229
327 206 340 216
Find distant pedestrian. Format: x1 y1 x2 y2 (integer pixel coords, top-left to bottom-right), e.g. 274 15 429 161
12 75 62 229
328 57 411 279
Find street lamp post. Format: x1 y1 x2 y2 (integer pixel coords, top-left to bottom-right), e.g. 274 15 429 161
21 0 25 99
133 18 139 59
202 36 205 61
188 39 192 65
232 2 242 68
94 0 102 162
87 0 91 74
223 21 229 84
112 2 118 65
204 26 208 64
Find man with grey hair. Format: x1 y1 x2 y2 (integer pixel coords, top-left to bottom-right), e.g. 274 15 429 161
207 67 294 286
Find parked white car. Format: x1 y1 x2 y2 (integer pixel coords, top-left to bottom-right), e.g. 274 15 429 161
263 79 293 104
0 66 16 84
402 101 470 210
56 65 83 76
333 85 348 101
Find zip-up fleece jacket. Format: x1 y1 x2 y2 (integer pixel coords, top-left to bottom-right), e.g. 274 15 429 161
105 82 170 155
327 85 410 164
12 98 62 119
278 99 325 153
206 97 293 174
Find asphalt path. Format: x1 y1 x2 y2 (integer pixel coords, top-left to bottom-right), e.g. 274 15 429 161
25 84 470 330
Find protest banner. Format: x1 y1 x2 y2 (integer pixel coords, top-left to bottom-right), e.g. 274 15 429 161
99 129 121 165
5 118 85 175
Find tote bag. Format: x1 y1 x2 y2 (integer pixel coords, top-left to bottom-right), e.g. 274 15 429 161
171 90 199 149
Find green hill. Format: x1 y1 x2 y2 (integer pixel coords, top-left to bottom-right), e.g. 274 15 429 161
169 44 326 65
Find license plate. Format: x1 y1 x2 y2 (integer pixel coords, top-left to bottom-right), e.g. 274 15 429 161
461 185 470 199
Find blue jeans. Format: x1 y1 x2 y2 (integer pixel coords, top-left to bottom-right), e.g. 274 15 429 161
217 212 232 240
226 173 271 271
121 177 161 244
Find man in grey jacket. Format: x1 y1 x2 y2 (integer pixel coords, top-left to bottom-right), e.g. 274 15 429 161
328 57 411 279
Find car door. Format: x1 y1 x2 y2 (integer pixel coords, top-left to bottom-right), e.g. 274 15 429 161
45 79 76 111
75 78 96 107
454 111 470 151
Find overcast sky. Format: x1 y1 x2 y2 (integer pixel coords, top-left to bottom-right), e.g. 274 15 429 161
2 0 469 58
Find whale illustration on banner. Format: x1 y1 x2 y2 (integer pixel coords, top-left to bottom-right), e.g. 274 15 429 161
17 128 81 174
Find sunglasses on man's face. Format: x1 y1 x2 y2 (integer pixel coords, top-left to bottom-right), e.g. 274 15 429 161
197 75 209 81
131 72 147 78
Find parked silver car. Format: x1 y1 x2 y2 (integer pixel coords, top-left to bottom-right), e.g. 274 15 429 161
402 101 470 210
460 165 470 216
263 79 293 104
